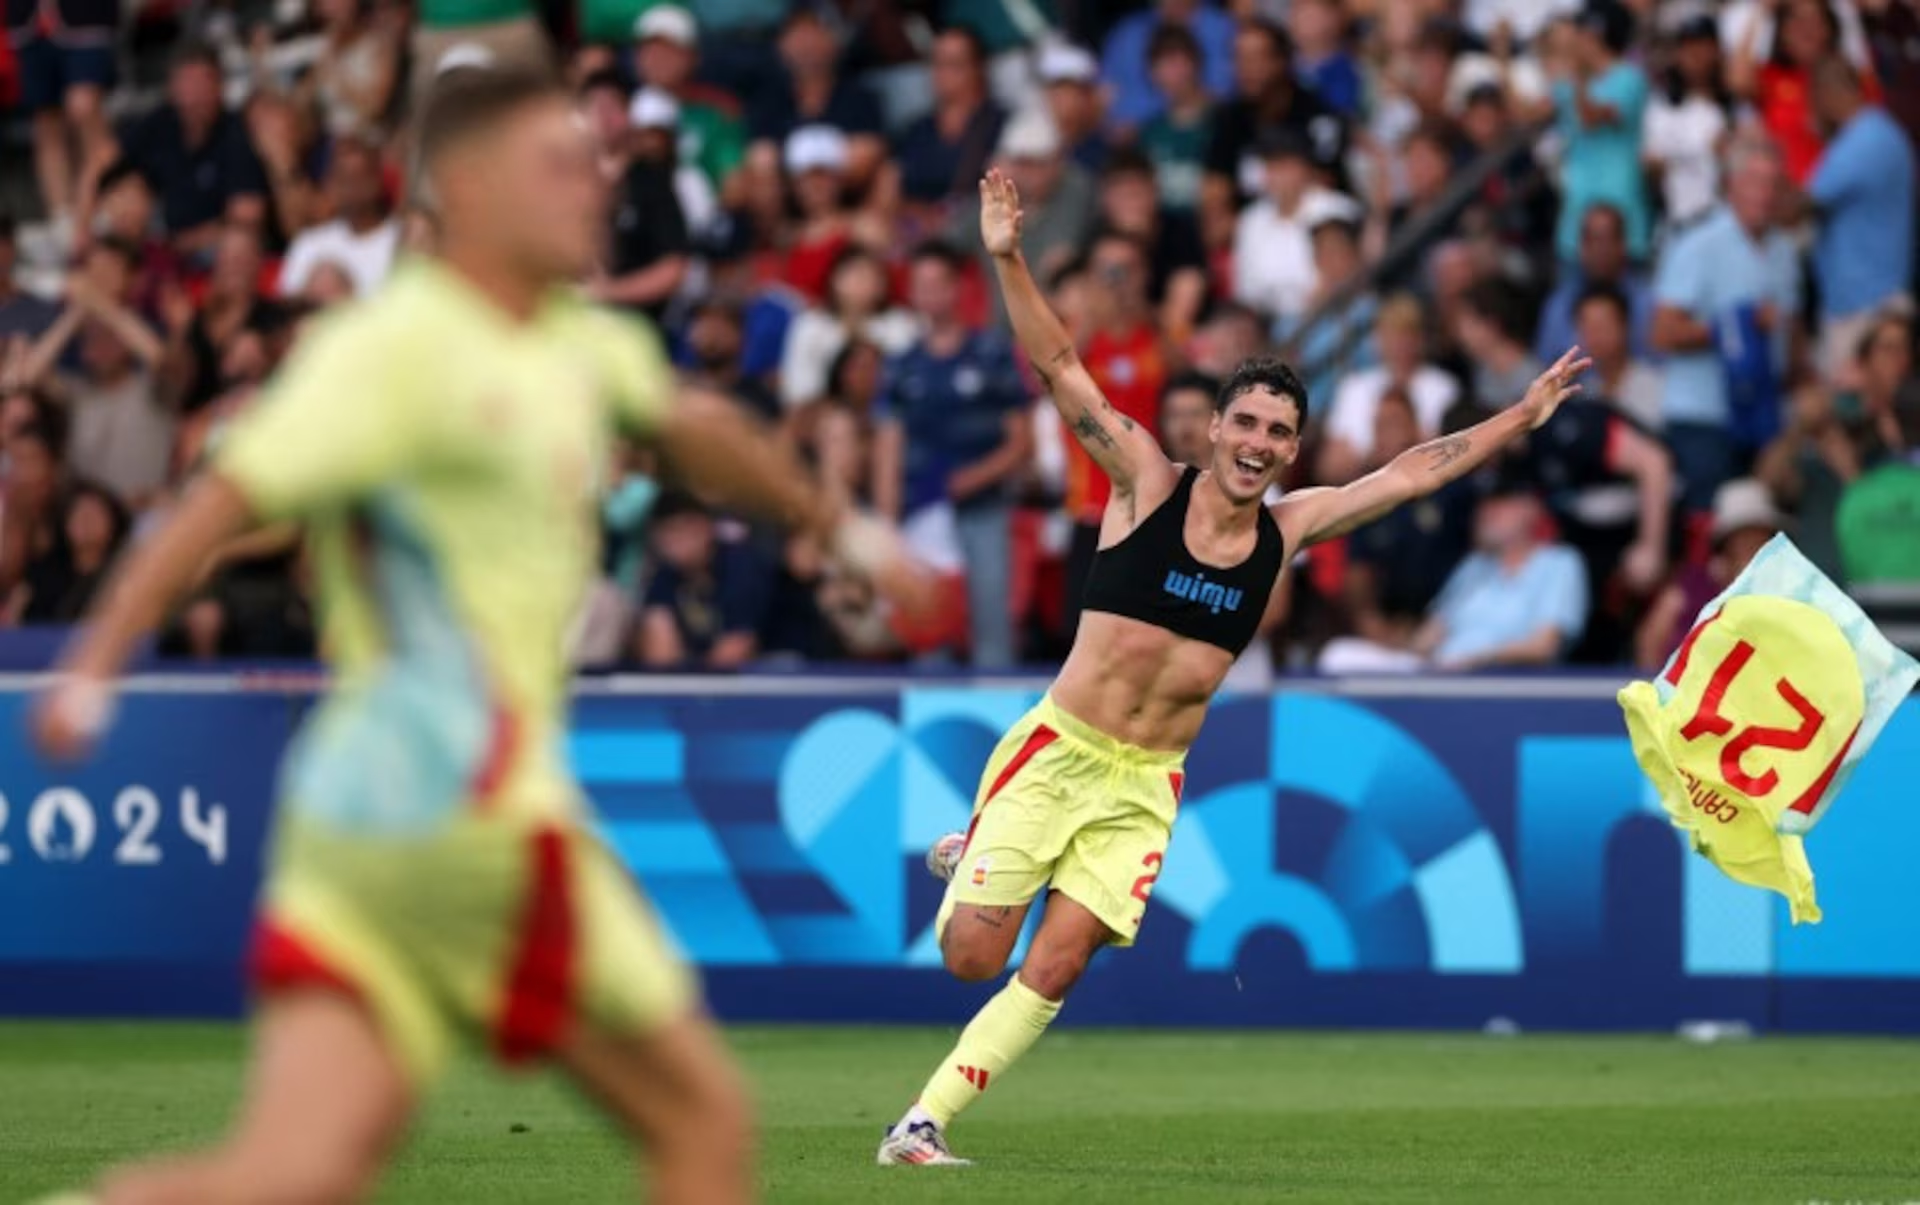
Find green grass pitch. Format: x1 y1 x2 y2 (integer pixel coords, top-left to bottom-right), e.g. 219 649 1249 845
3 1023 1918 1203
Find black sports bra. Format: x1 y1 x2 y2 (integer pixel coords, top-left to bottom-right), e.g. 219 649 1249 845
1079 466 1287 655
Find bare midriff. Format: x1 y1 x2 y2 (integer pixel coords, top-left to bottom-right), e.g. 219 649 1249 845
1047 611 1238 753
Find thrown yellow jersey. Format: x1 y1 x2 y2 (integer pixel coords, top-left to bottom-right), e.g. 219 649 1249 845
217 259 670 834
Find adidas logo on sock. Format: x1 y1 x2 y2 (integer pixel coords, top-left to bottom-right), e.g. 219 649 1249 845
956 1064 990 1091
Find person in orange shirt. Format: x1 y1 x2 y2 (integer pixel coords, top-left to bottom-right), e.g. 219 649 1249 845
1062 229 1168 635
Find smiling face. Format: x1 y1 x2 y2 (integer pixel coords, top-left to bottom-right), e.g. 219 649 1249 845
1209 385 1302 503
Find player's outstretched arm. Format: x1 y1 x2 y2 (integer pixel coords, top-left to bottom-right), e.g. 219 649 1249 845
658 388 934 611
979 169 1167 498
34 473 256 759
1277 347 1591 550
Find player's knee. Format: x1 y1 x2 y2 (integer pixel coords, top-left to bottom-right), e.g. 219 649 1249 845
1018 945 1091 1001
64 86 102 124
942 941 1007 983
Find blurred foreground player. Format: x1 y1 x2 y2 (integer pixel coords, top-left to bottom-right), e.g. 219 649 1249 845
877 170 1591 1167
33 66 923 1205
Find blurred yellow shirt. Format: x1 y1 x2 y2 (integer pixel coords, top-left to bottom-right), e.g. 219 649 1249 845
216 259 674 834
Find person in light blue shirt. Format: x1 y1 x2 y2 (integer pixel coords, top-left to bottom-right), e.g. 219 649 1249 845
1551 1 1651 265
1805 58 1916 365
1101 0 1237 131
1651 138 1802 512
1422 485 1591 670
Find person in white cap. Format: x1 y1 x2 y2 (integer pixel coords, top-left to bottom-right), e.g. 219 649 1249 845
779 123 890 301
745 7 886 192
1636 476 1788 669
634 4 746 205
951 107 1095 324
1037 41 1108 173
581 80 692 319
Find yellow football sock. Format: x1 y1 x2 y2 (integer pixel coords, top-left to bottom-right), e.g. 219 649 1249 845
917 975 1062 1126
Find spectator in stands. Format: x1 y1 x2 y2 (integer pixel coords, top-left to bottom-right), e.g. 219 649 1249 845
87 160 178 314
1635 476 1786 670
1550 0 1649 268
298 0 403 138
1276 214 1377 407
1289 0 1360 116
1064 231 1168 630
1320 293 1459 484
612 84 722 257
1729 0 1867 186
1185 300 1259 379
1803 55 1916 379
1520 379 1675 662
1463 0 1580 46
776 125 870 304
959 110 1095 323
1038 43 1107 174
587 92 691 322
1534 203 1653 364
117 41 267 256
634 6 746 209
894 26 1004 214
1101 0 1236 133
1204 20 1347 237
747 8 887 193
0 418 65 612
1138 23 1214 218
1453 276 1544 418
1341 387 1477 649
1319 473 1589 673
1575 282 1663 430
1836 382 1920 584
0 221 60 341
636 490 772 671
1642 14 1730 229
872 240 1032 668
1363 119 1461 282
779 246 915 415
162 223 268 416
9 0 117 253
7 480 126 624
683 299 777 421
1156 369 1220 471
1652 137 1803 514
1457 81 1558 258
1095 149 1208 353
276 138 399 300
1232 127 1359 327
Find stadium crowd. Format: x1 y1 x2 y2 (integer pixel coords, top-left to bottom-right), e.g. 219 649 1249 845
0 0 1914 674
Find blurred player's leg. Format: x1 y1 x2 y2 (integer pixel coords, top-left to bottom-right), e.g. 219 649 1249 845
558 1009 755 1205
95 991 411 1205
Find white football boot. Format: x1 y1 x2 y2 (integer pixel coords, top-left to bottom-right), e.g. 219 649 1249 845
877 1114 972 1166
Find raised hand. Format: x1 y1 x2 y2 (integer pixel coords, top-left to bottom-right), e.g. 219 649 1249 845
1519 345 1593 431
978 168 1024 260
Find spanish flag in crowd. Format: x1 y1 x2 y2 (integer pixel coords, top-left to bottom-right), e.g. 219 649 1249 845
1619 536 1920 923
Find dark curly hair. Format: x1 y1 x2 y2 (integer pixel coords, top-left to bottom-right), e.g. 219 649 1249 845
1217 357 1308 425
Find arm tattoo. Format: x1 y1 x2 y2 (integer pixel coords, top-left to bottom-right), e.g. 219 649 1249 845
1033 347 1074 390
1420 435 1472 473
1073 410 1118 450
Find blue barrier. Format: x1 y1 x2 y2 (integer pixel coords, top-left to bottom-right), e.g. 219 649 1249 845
1 677 1915 1031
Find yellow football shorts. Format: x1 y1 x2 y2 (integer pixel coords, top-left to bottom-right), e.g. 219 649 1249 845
936 695 1187 947
250 809 697 1088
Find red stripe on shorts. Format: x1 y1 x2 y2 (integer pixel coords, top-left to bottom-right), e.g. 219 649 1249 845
1169 771 1185 806
470 703 521 811
495 828 578 1062
962 725 1059 856
249 915 363 1002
